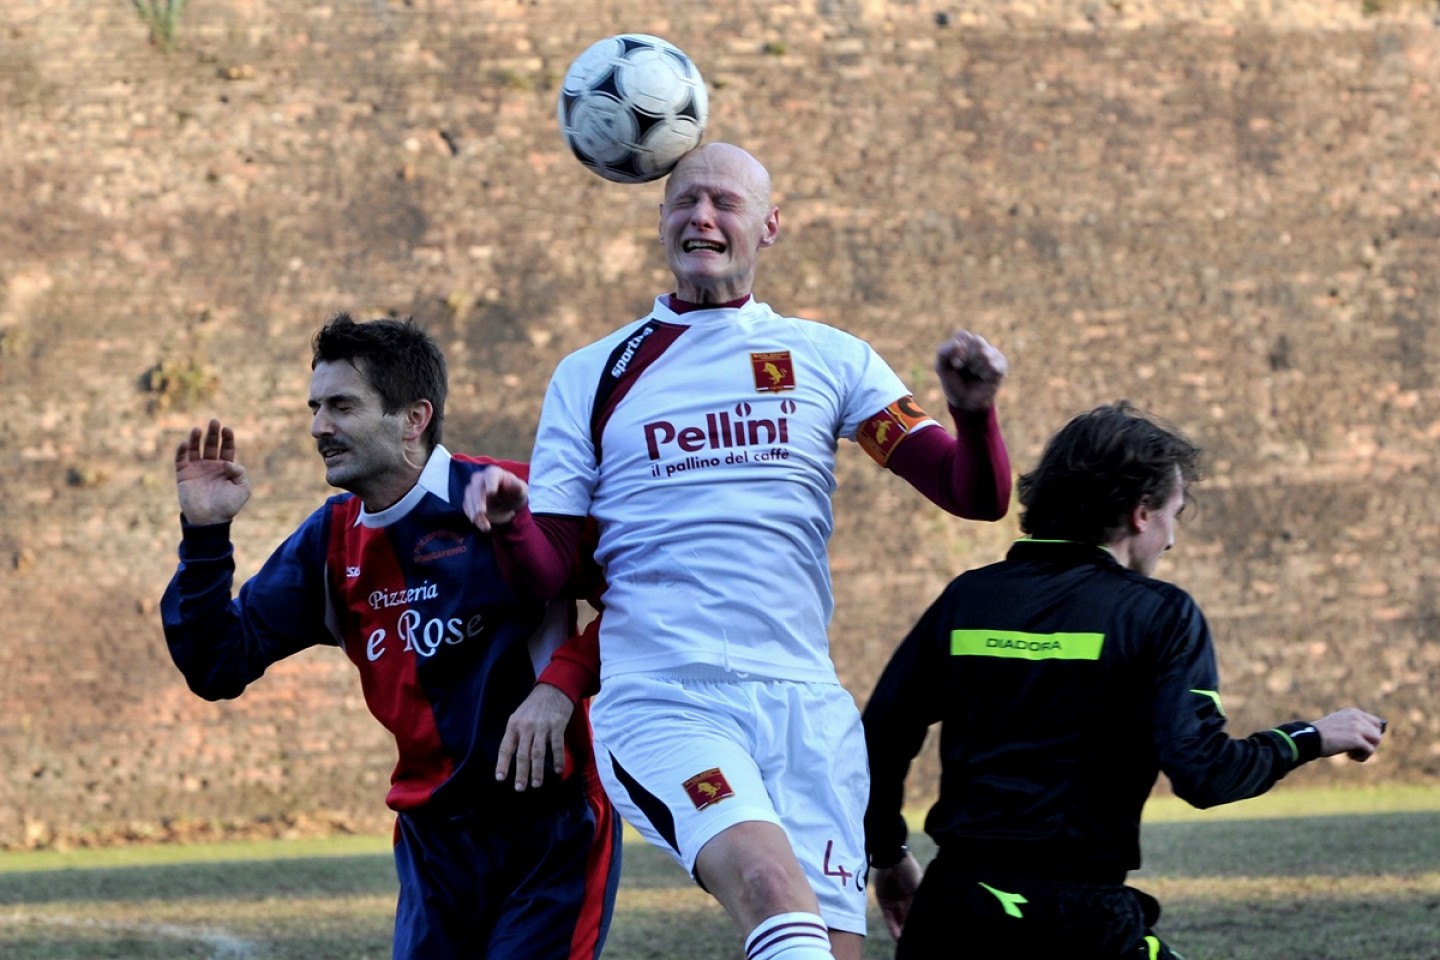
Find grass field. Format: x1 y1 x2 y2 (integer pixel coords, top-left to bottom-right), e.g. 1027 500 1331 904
1 786 1436 959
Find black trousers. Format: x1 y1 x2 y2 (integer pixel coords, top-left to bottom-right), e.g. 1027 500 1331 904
895 855 1185 960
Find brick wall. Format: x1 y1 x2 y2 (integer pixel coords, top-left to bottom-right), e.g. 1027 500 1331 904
0 0 1435 846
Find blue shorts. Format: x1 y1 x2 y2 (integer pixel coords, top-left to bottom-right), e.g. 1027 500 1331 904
391 775 621 960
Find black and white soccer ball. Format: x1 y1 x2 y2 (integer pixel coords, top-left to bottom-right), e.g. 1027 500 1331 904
556 34 709 184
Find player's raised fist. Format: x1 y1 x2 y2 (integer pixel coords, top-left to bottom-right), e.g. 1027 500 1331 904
936 330 1008 412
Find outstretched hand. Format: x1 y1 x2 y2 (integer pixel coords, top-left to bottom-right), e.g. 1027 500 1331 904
462 466 529 533
935 330 1008 412
1314 707 1387 762
495 683 573 790
174 419 251 525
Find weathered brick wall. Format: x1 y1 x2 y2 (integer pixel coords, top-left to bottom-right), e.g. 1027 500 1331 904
1 0 1435 847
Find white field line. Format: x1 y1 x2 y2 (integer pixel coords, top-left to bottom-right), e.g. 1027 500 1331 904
0 913 260 958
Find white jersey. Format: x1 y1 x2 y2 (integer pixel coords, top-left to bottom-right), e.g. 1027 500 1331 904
530 296 935 682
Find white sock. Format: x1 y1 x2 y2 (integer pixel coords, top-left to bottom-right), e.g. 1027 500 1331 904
744 911 834 960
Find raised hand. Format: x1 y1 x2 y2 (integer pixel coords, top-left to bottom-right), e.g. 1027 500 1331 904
174 418 251 525
935 330 1008 412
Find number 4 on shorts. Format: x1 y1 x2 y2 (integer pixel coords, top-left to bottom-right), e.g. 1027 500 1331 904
822 840 852 886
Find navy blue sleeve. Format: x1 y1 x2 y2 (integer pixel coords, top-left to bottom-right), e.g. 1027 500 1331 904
862 588 951 867
1151 596 1300 808
160 511 334 701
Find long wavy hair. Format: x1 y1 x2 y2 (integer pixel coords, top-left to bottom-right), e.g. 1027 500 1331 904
1017 401 1202 545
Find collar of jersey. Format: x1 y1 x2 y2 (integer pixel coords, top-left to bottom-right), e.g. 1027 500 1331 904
1007 538 1119 568
652 294 760 327
355 445 452 528
667 292 752 314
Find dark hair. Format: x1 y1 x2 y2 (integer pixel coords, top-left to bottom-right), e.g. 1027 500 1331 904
311 313 447 452
1017 401 1202 545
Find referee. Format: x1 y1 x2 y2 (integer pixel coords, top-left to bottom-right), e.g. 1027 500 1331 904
863 401 1385 959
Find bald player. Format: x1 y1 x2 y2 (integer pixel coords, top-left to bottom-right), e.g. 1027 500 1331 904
467 143 1014 960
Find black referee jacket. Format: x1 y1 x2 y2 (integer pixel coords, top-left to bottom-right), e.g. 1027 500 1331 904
863 539 1320 883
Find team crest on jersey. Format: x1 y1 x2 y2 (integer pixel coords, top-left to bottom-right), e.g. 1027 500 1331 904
414 530 467 564
857 395 932 466
750 351 796 392
683 767 735 811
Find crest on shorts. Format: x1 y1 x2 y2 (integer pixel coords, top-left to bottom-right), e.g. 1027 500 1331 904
683 767 735 811
751 352 796 392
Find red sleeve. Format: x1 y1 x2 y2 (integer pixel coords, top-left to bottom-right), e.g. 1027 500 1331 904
886 404 1012 520
530 519 605 701
537 614 601 701
490 458 530 482
492 510 585 600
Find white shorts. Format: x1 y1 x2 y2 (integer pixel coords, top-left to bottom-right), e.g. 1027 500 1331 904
590 670 870 934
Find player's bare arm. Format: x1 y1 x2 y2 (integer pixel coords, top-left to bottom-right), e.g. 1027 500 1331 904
496 682 575 791
1313 707 1387 762
462 465 530 532
936 330 1008 412
174 418 251 525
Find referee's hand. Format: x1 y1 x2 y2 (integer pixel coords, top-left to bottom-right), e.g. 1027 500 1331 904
872 851 924 940
1313 708 1386 762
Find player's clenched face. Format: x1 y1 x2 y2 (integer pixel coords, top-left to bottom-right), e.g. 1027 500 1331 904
308 359 413 506
660 143 779 304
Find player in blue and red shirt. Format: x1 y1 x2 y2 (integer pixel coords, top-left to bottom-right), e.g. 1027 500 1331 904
161 314 619 960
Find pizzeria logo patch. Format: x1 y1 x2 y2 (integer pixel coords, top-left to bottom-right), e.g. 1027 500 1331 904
751 351 796 392
683 767 735 811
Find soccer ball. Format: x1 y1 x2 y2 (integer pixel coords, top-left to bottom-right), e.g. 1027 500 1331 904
556 34 709 184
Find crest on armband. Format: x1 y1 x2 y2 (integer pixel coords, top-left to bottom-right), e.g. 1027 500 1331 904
857 395 932 466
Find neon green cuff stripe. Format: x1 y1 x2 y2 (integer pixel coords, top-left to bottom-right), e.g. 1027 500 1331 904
1270 728 1301 762
951 629 1104 661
